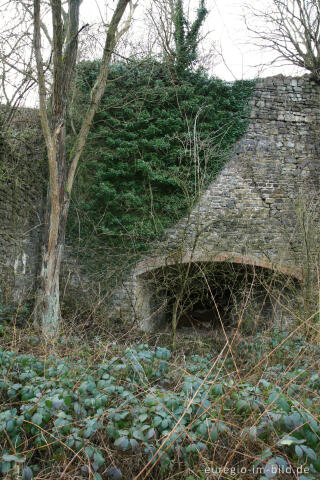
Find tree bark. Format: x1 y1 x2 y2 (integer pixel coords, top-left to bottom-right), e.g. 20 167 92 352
34 127 69 337
33 0 133 337
35 232 64 337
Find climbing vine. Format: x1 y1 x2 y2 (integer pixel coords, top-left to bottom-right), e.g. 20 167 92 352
67 59 255 272
173 0 208 77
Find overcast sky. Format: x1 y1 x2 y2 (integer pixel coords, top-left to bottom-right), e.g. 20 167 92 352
0 0 306 107
79 0 304 81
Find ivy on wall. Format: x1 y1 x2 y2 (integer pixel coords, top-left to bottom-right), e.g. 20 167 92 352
67 59 255 270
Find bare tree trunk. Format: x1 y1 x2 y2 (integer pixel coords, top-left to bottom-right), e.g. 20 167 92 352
35 127 69 337
36 235 64 337
33 0 134 337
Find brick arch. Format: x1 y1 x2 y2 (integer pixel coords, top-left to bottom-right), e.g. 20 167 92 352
135 251 302 280
132 251 302 331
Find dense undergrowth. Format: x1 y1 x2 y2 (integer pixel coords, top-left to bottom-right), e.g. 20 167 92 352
0 325 319 479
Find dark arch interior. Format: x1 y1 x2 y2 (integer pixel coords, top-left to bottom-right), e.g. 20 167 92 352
142 261 299 332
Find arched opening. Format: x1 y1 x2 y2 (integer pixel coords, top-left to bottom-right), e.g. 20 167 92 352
138 261 300 333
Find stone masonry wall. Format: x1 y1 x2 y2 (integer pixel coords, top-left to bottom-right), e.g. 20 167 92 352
1 74 320 325
0 109 45 307
115 74 320 330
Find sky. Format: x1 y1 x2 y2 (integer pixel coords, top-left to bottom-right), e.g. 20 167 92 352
79 0 304 82
0 0 306 107
209 0 303 80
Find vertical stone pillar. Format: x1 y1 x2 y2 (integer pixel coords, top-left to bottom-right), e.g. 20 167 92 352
132 275 167 331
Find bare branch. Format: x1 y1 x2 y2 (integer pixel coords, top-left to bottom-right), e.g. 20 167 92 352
246 0 320 81
33 0 51 148
66 0 132 194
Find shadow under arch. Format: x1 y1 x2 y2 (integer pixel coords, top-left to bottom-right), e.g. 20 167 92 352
132 252 302 331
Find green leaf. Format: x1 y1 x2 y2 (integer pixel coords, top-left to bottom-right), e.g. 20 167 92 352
146 428 156 440
236 399 250 413
114 437 129 451
138 413 148 423
129 438 139 451
64 396 72 407
22 467 33 480
93 451 105 467
249 426 257 440
274 456 288 468
268 391 280 403
85 446 94 458
161 418 170 430
209 427 218 442
1 461 11 474
211 383 223 395
31 413 43 426
132 430 145 441
197 422 208 437
264 460 278 479
278 397 290 413
259 379 271 388
106 466 122 479
278 436 305 446
153 416 162 427
2 454 26 463
252 449 272 468
6 419 15 432
301 445 317 461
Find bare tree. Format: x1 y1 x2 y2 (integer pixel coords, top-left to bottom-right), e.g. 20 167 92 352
246 0 320 81
145 0 175 61
31 0 136 337
0 1 38 126
145 0 209 76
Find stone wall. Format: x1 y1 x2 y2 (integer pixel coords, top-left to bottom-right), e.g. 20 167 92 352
0 108 45 307
114 74 320 330
1 74 320 327
0 108 101 315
